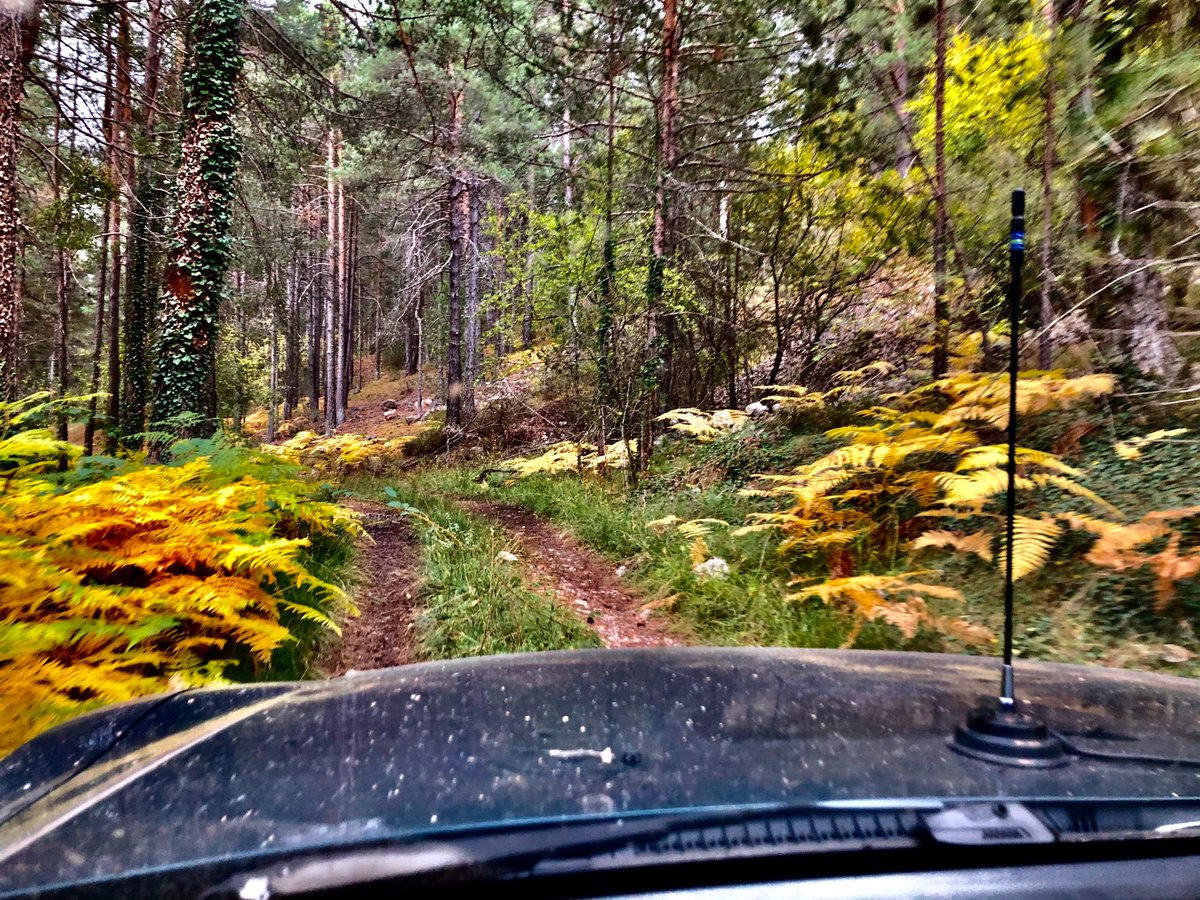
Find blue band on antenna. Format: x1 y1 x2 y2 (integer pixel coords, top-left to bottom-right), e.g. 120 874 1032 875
1011 231 1025 251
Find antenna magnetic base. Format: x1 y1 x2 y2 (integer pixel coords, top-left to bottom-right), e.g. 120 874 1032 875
949 701 1069 768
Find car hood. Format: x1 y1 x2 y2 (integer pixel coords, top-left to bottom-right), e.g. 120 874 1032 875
3 647 1200 892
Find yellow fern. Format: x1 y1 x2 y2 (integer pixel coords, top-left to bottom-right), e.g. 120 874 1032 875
910 529 994 562
0 433 362 756
1113 428 1189 461
789 572 987 647
658 408 749 442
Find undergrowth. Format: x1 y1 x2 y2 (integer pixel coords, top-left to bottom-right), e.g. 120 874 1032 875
413 369 1200 674
401 463 864 650
0 395 362 754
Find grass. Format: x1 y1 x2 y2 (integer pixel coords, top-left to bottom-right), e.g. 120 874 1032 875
396 454 861 650
343 475 600 658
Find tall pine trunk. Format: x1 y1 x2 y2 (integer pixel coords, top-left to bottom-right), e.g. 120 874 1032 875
646 0 680 434
446 82 466 429
597 27 617 439
154 0 244 434
51 17 68 439
464 179 482 418
931 0 949 378
1038 0 1056 369
0 0 41 398
323 129 338 435
283 250 299 419
105 2 133 447
334 169 348 426
122 0 165 438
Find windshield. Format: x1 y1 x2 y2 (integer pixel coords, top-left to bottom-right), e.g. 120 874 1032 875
2 0 1200 891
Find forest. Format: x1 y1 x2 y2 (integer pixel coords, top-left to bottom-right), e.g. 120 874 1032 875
1 0 1199 752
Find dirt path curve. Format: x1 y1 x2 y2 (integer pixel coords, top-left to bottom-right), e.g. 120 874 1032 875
319 501 422 675
459 500 679 649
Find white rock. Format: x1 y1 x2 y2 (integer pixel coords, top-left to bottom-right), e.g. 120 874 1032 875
693 557 730 580
615 565 627 578
495 550 519 563
382 409 398 420
712 409 737 429
745 401 769 417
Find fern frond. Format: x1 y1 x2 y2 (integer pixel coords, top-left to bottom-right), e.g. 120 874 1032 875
996 516 1063 581
1113 428 1189 460
910 529 994 562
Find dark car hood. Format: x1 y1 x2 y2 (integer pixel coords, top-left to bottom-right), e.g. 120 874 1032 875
3 648 1200 892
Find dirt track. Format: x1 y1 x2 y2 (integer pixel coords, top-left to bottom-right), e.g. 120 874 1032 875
459 499 678 649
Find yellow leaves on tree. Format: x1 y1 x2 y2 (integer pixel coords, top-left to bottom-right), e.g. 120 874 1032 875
0 449 361 755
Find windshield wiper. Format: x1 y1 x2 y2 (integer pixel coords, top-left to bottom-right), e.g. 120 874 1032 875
209 801 931 898
210 798 1200 897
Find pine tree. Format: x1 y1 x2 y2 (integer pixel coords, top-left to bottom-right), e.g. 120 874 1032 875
0 0 42 397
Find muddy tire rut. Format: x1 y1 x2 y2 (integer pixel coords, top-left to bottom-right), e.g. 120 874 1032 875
459 499 678 649
319 502 422 675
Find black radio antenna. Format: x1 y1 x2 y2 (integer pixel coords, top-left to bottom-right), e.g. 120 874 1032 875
948 189 1068 768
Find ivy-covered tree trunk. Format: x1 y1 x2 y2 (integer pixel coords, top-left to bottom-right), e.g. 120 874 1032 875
0 0 42 398
153 0 244 434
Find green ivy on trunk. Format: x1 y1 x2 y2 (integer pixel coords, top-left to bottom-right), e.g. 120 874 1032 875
153 0 242 436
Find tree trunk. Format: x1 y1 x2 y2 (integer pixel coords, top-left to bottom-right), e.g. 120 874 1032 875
647 0 681 414
105 198 123 451
597 55 617 421
84 169 113 454
51 17 68 439
0 0 40 398
108 1 134 443
464 179 482 417
307 208 320 422
232 271 246 433
324 129 338 435
405 287 421 376
334 173 349 425
283 251 299 419
446 82 466 428
122 0 165 438
1037 0 1056 369
153 0 244 435
267 269 279 441
890 0 915 178
931 0 949 378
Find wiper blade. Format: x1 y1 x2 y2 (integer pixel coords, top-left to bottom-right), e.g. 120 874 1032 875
214 801 932 897
213 798 1200 897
